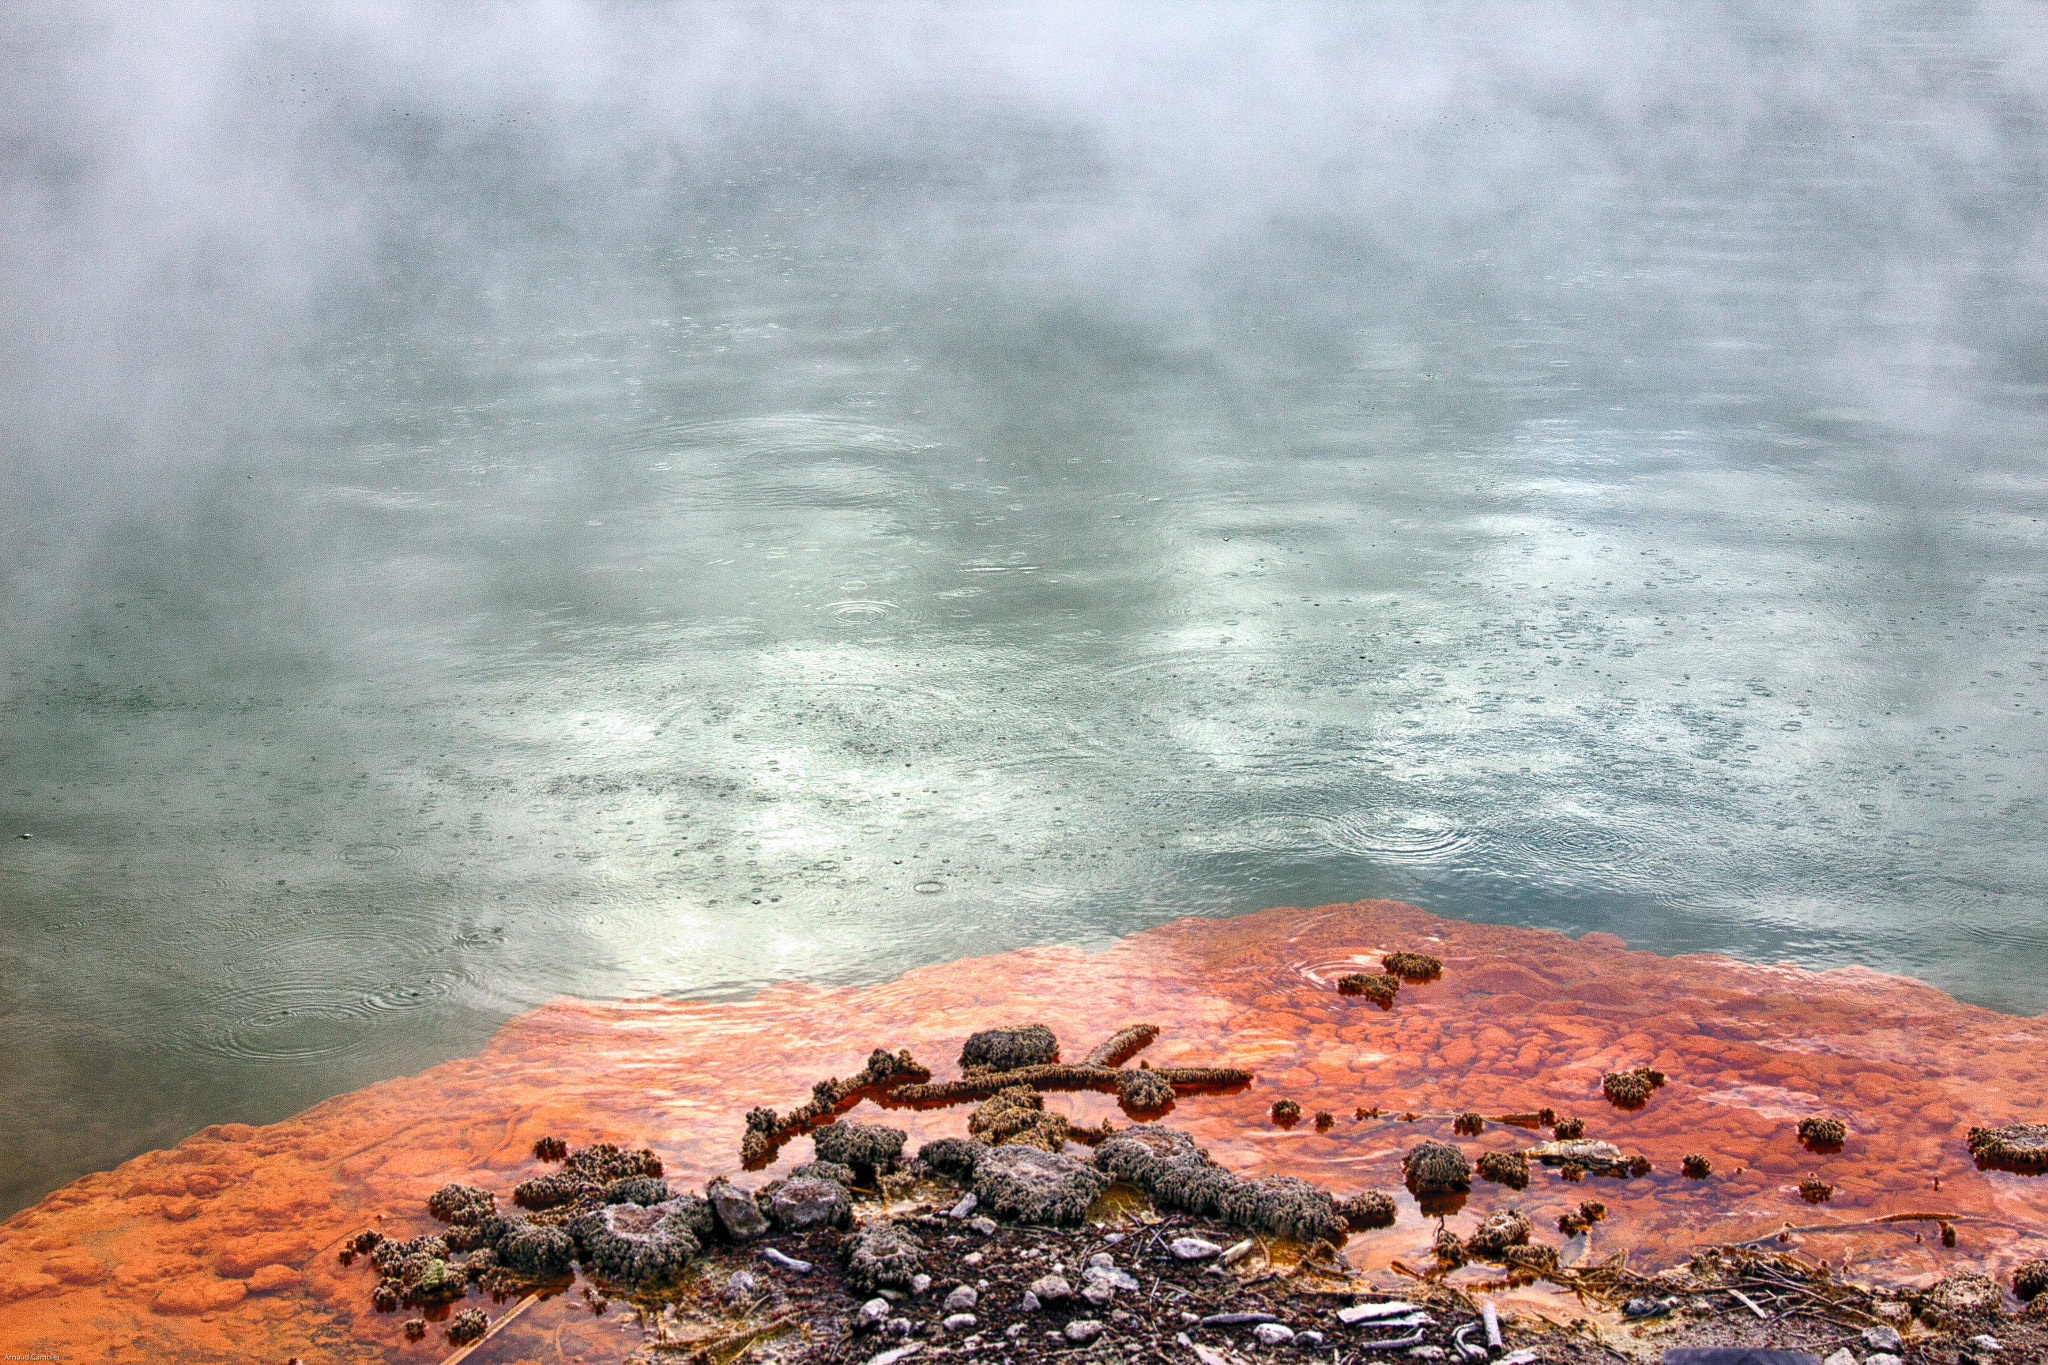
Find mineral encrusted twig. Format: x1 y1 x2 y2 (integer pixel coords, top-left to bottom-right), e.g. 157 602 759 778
740 1048 931 1168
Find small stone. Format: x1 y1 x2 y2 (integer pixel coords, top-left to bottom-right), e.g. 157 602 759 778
1083 1264 1140 1291
760 1247 811 1273
1868 1356 1902 1365
1103 1232 1124 1243
1005 1324 1025 1338
725 1270 757 1297
1297 1330 1324 1346
1252 1323 1295 1345
948 1194 979 1220
1026 1274 1073 1303
1087 1252 1114 1267
968 1216 997 1236
1822 1351 1855 1365
963 1251 983 1266
1170 1236 1223 1260
1969 1336 2002 1352
859 1298 891 1327
1220 1237 1256 1265
1864 1325 1904 1352
1064 1320 1105 1344
1021 1290 1042 1313
943 1313 978 1331
885 1318 914 1339
707 1179 770 1241
945 1285 979 1312
1408 1350 1446 1362
1082 1278 1114 1306
869 1343 922 1365
910 1273 932 1295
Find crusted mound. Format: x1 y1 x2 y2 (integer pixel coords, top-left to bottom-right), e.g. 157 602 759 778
1682 1153 1713 1178
1476 1150 1529 1190
1798 1116 1848 1148
1339 1191 1397 1229
487 1216 575 1278
1270 1099 1301 1124
2013 1258 2048 1303
1114 1065 1176 1111
1553 1116 1585 1139
1217 1175 1345 1244
572 1200 703 1286
971 1144 1110 1226
1337 972 1399 1005
811 1121 908 1177
446 1307 488 1345
1096 1124 1352 1243
842 1223 925 1294
1453 1111 1485 1136
1601 1066 1664 1109
511 1169 591 1211
1382 951 1443 981
567 1143 663 1182
1466 1208 1532 1257
425 1183 495 1226
766 1176 852 1232
968 1085 1070 1150
1403 1141 1470 1194
917 1137 986 1180
1967 1122 2048 1174
1924 1270 2002 1321
791 1159 855 1186
1799 1176 1834 1204
602 1175 673 1207
960 1023 1060 1073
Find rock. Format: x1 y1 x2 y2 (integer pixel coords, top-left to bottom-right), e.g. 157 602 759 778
1084 1264 1141 1291
945 1284 979 1312
948 1194 978 1219
725 1270 757 1298
1203 1312 1277 1325
1969 1336 2003 1352
792 1159 857 1187
1297 1330 1324 1346
1823 1351 1856 1365
1064 1320 1105 1344
1171 1237 1223 1260
868 1344 922 1365
971 1145 1110 1226
1408 1350 1446 1362
760 1247 811 1273
707 1179 770 1241
1083 1278 1114 1306
1926 1270 2003 1320
1252 1323 1296 1345
1027 1274 1074 1302
884 1319 914 1339
768 1176 852 1232
943 1313 977 1331
910 1273 931 1294
1021 1290 1042 1312
1869 1356 1902 1365
968 1216 998 1235
858 1297 891 1328
1863 1325 1903 1351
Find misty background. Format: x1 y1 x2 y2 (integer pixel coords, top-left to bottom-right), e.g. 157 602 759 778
3 3 2046 1216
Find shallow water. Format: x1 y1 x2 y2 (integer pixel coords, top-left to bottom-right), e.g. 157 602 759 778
4 7 2048 1217
4 901 2046 1362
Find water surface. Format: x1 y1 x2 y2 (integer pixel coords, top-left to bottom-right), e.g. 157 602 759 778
3 5 2047 1216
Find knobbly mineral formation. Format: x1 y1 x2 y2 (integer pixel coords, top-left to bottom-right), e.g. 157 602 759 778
572 1200 705 1285
1337 972 1400 1005
1683 1153 1714 1179
1967 1122 2048 1174
1382 951 1443 981
810 1122 907 1179
1477 1150 1530 1190
1403 1140 1470 1194
970 1144 1109 1226
842 1223 926 1294
960 1024 1060 1074
1466 1208 1533 1256
1799 1116 1849 1149
1602 1066 1666 1109
1340 1191 1398 1229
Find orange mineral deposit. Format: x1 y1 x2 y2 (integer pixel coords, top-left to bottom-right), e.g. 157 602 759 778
2 898 2046 1362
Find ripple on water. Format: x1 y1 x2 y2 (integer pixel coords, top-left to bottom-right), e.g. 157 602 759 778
1312 808 1473 862
189 940 471 1063
339 843 400 865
